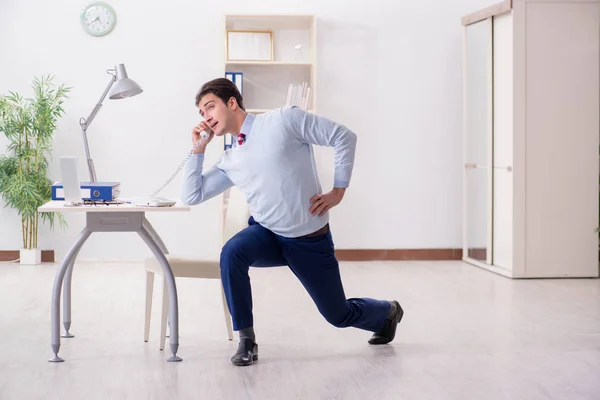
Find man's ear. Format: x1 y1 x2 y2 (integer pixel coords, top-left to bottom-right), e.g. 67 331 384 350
228 97 238 110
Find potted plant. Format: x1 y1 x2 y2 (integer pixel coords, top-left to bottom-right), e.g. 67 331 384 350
0 76 70 264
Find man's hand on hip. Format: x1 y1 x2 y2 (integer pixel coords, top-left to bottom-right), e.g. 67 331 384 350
309 188 346 216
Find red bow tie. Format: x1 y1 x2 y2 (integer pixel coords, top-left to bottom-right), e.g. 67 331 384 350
237 133 246 145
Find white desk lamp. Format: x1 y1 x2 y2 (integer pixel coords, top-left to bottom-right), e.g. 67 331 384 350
79 63 142 182
75 64 174 207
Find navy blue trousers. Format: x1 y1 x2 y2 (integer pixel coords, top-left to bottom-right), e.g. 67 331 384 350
220 217 391 332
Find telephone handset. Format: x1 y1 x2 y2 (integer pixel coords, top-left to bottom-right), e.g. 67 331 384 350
132 130 210 207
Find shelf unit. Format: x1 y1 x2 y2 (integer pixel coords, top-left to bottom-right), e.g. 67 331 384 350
223 14 316 116
226 61 313 66
246 108 315 114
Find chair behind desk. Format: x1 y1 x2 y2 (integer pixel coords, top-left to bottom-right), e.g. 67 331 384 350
143 186 250 349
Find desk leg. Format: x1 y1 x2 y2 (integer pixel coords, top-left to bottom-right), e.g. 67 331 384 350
142 217 169 254
137 227 182 362
61 247 82 338
49 228 92 362
143 218 171 338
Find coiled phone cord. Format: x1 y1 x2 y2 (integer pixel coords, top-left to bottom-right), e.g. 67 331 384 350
148 136 206 197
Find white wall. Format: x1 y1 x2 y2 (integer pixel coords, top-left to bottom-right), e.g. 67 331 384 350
0 0 497 261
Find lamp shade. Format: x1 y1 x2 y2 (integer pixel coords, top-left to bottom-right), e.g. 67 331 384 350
109 64 143 99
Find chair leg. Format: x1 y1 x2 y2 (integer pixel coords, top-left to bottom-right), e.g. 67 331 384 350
144 271 155 342
160 276 169 351
221 283 234 341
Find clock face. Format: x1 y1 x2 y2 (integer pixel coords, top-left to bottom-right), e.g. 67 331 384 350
81 2 116 37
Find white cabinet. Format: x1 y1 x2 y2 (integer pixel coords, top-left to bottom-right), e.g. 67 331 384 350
462 0 599 278
491 11 513 272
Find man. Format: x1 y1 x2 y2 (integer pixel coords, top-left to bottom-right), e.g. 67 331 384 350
181 78 403 366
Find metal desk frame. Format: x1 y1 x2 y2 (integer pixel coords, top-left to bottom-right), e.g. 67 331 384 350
40 204 186 363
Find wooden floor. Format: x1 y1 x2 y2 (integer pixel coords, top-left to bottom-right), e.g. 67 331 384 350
0 260 599 399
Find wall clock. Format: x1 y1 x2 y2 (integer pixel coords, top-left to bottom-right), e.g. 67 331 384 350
81 2 116 37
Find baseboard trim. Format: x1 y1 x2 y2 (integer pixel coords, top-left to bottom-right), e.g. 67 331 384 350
0 249 462 264
335 249 463 261
0 250 55 263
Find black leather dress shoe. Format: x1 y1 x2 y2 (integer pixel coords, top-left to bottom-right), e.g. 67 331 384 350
368 300 403 345
231 338 258 366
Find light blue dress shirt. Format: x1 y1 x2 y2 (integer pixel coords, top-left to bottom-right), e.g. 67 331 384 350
180 106 357 238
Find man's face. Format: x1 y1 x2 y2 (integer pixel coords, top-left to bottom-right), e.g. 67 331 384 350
197 93 231 137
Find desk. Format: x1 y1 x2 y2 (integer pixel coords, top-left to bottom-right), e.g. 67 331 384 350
38 200 191 363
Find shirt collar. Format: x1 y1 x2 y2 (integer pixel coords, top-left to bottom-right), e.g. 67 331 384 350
238 112 256 137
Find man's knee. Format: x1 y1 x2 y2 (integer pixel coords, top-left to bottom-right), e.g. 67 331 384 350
220 237 249 271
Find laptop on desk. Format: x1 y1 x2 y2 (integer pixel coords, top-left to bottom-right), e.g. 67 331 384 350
59 156 83 206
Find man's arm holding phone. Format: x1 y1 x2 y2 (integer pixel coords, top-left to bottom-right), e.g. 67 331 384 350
180 122 233 205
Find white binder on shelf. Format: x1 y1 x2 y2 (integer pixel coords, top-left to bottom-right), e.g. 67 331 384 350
285 82 312 110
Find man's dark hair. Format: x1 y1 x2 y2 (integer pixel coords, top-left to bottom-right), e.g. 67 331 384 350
195 77 245 111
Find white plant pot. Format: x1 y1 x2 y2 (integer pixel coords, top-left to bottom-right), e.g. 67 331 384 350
20 248 42 265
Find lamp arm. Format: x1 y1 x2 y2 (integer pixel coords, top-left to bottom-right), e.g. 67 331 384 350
79 74 116 182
